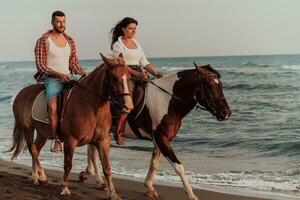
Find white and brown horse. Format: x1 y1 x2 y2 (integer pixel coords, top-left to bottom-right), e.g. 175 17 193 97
80 63 232 200
8 54 133 200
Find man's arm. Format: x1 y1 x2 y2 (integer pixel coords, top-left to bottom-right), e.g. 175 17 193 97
68 38 86 76
34 38 52 75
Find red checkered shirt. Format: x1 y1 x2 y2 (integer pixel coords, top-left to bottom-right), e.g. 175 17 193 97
34 30 84 83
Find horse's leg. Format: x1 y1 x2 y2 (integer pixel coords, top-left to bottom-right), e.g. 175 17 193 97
80 145 104 185
79 145 106 190
144 144 161 198
96 134 120 200
79 145 95 182
154 134 198 200
34 133 48 183
61 140 76 195
90 145 106 190
22 128 40 185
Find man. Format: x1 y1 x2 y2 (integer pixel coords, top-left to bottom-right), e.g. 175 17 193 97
34 11 86 153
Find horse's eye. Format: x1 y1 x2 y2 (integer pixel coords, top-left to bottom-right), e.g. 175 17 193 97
112 77 118 82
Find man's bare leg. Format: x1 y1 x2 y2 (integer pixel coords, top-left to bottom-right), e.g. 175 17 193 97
48 97 62 153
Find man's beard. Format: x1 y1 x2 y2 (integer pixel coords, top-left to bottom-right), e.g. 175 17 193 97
54 26 65 33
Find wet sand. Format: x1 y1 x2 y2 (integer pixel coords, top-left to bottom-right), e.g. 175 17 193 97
0 159 272 200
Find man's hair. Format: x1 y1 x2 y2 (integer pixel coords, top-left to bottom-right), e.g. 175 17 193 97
51 11 65 22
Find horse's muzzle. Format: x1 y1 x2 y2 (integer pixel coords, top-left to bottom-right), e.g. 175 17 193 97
216 108 232 121
122 95 134 113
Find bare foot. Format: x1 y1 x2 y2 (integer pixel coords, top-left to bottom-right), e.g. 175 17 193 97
50 139 62 153
114 134 125 145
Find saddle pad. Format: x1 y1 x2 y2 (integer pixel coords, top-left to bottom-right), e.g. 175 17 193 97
32 90 49 124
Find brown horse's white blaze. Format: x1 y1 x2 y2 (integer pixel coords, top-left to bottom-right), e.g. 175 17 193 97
82 64 231 200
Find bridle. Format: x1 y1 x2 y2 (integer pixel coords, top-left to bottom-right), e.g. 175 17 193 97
195 73 220 115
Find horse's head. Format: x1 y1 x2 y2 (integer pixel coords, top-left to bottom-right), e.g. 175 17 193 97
100 53 133 113
193 63 231 121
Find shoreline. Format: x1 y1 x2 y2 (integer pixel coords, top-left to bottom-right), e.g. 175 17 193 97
0 159 281 200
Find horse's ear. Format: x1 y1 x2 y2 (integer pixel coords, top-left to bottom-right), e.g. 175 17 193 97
100 53 111 65
203 64 221 78
193 62 198 69
117 54 125 65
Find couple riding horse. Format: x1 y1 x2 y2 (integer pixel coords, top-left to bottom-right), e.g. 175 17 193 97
8 10 231 200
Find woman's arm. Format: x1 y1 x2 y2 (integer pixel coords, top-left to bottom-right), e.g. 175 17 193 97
144 64 163 78
125 66 148 80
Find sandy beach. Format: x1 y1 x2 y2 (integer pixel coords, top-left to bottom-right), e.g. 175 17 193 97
0 159 273 200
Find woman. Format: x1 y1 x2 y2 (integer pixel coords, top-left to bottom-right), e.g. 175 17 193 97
111 17 163 78
111 17 163 145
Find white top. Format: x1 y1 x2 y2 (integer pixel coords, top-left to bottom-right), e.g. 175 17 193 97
112 36 150 67
47 37 71 75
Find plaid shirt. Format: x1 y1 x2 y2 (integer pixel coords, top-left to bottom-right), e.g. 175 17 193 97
34 30 84 83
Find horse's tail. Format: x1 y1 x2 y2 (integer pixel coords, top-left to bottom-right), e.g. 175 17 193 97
6 121 27 160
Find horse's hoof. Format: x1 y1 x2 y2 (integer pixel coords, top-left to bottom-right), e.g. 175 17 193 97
33 180 39 185
60 187 71 195
109 192 121 200
79 171 89 182
190 195 199 200
146 190 158 198
99 183 107 191
38 178 48 185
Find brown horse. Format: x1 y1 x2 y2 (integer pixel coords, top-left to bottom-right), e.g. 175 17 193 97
8 54 134 200
80 63 232 200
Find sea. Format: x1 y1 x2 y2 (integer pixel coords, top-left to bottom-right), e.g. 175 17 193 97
0 55 300 199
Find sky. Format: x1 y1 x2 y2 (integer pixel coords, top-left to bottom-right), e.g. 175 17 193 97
1 0 300 61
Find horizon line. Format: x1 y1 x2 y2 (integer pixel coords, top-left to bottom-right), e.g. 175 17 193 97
1 53 300 63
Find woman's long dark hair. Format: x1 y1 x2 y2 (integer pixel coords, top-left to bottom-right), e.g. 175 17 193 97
110 17 138 50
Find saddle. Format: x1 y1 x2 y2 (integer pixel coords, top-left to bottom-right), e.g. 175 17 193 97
31 83 75 124
111 80 148 127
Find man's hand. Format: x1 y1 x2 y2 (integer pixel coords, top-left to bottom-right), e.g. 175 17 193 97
59 74 70 83
78 69 87 77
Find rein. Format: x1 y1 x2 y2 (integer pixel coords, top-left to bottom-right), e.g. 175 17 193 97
69 80 102 97
69 69 131 99
148 80 191 104
148 72 219 112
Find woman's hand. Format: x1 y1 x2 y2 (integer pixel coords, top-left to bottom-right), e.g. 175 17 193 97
140 71 149 80
154 72 163 79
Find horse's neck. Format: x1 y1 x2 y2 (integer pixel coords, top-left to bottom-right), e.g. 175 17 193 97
146 71 196 128
75 65 108 106
150 73 179 94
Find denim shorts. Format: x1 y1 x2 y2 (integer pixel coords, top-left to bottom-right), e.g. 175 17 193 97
44 74 81 100
44 77 64 100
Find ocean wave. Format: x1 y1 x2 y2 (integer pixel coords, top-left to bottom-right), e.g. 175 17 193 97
155 170 300 193
224 83 281 91
241 61 269 67
0 95 13 103
281 65 300 70
161 66 188 72
257 141 300 157
0 65 8 69
116 167 300 194
9 94 17 106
